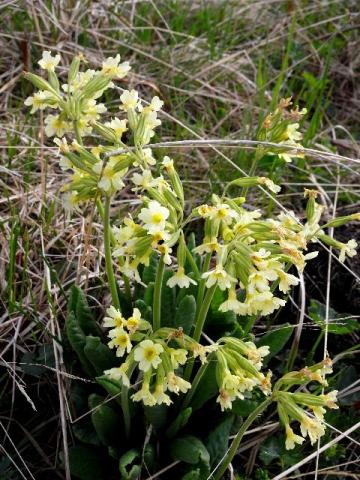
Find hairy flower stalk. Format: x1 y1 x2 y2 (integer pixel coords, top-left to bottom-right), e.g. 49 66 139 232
24 52 359 469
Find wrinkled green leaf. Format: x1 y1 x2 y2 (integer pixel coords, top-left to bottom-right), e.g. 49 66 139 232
66 312 95 377
309 299 358 335
161 270 177 327
69 285 102 337
96 375 123 407
205 414 234 468
89 393 122 447
170 435 210 466
166 407 192 438
190 363 218 411
72 421 101 446
175 295 196 335
84 336 116 375
144 404 168 430
256 323 293 364
232 397 261 417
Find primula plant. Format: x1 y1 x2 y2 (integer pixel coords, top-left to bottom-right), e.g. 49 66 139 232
24 52 359 479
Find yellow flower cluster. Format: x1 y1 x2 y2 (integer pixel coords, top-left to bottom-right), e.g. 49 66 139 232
105 325 216 407
273 359 338 449
259 97 307 163
215 339 271 411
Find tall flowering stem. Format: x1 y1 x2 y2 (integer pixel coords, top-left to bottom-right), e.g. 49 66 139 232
153 255 165 331
213 397 272 480
104 195 121 311
184 284 217 380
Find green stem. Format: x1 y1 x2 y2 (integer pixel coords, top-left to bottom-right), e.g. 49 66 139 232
182 354 212 409
242 147 263 197
184 284 217 381
121 385 131 438
104 196 120 310
185 245 200 279
195 252 211 318
73 120 83 145
213 398 272 480
153 255 165 331
193 285 217 343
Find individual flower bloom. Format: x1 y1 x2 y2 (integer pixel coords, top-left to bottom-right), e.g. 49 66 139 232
151 230 171 248
162 155 174 172
120 89 140 111
221 369 244 400
339 239 357 263
285 123 302 142
320 390 339 409
202 265 237 291
101 54 131 78
259 370 273 395
38 51 61 71
107 328 132 357
77 117 93 136
93 158 126 192
312 406 326 420
300 416 325 445
167 372 191 394
250 291 286 316
250 248 272 266
193 236 220 255
131 170 159 191
131 381 156 406
83 99 107 121
248 270 276 293
134 339 163 372
244 342 270 370
54 137 70 154
125 308 144 334
277 141 304 163
138 200 170 234
285 425 305 450
63 191 80 212
197 204 214 218
103 305 126 328
133 147 157 167
59 156 72 171
44 114 69 137
24 91 55 113
212 204 239 223
168 348 188 369
105 117 128 139
192 343 218 364
216 388 234 411
104 364 130 387
219 289 247 314
167 266 197 289
153 383 172 406
258 177 281 194
143 110 161 130
277 269 299 293
157 243 173 265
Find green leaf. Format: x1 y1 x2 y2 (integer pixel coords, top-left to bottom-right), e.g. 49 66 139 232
190 363 218 411
259 436 282 466
182 469 201 480
142 253 158 284
144 282 154 307
68 446 106 480
170 435 210 466
96 375 123 407
205 414 234 468
66 312 95 377
89 393 122 447
232 397 261 417
256 323 293 364
84 336 116 375
119 449 141 480
166 407 192 438
72 421 101 446
144 404 168 430
175 295 196 335
134 299 152 322
309 299 359 335
69 285 102 337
